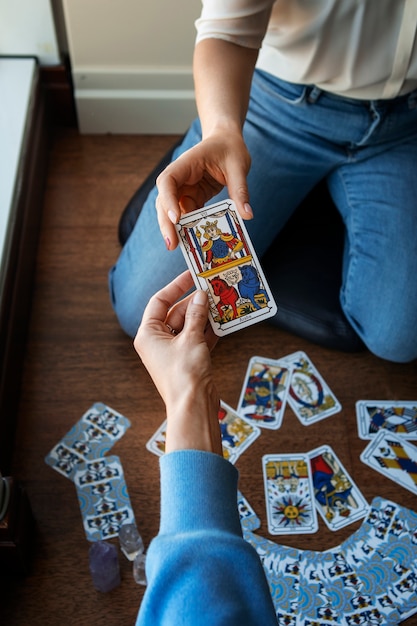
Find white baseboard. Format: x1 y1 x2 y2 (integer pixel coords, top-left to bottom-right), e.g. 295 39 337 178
73 67 197 134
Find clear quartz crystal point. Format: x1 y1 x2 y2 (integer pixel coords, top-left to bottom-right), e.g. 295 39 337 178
89 541 121 593
133 552 147 585
118 523 144 561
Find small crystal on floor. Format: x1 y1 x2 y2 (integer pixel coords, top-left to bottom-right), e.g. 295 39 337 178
133 552 147 585
118 523 144 561
89 540 121 593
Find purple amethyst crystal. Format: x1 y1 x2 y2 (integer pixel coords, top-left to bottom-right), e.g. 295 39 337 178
89 540 121 593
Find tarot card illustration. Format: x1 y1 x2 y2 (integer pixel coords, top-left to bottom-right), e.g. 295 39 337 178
282 351 341 425
176 199 277 336
356 400 417 440
262 453 318 535
360 431 417 495
237 356 292 429
218 401 260 463
308 445 369 531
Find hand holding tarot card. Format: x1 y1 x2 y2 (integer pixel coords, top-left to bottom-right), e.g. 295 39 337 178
175 199 277 335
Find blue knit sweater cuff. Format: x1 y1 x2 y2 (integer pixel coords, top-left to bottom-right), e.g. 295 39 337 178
159 450 242 537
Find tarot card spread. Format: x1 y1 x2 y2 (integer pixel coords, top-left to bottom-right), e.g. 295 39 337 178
176 199 277 336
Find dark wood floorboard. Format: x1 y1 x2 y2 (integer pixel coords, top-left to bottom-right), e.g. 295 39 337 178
1 129 416 625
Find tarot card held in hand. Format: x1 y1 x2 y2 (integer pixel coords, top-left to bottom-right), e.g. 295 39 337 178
262 453 318 535
175 199 277 335
308 445 369 531
146 401 260 464
356 400 417 440
360 431 417 496
237 356 292 429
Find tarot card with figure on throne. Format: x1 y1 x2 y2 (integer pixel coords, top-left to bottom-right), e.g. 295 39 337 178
175 199 277 335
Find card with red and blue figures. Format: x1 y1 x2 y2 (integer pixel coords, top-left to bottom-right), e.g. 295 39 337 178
308 444 369 532
175 198 277 336
237 356 292 430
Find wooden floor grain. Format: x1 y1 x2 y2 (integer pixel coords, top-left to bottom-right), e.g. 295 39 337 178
1 129 416 625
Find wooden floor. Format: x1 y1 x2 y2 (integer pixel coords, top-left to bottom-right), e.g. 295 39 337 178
2 128 417 625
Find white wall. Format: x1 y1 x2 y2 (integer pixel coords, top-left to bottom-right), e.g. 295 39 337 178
62 0 201 133
0 0 60 65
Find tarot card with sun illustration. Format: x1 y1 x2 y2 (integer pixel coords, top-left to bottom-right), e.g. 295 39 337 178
262 453 318 535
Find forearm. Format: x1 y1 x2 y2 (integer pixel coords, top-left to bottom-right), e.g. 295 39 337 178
193 38 259 138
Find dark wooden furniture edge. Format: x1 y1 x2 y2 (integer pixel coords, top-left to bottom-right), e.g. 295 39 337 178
0 62 49 475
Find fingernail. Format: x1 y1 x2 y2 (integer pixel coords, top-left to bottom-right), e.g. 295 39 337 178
168 210 177 224
244 203 253 218
165 236 171 250
192 290 206 305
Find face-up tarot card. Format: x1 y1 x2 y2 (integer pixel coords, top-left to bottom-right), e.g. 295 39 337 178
282 351 341 425
308 444 369 531
175 199 277 336
237 356 292 430
146 420 167 456
146 401 260 463
74 455 136 541
237 491 261 532
218 401 260 463
356 400 417 440
360 431 417 496
262 453 318 535
45 402 131 481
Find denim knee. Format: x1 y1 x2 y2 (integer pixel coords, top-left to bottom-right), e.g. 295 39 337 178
343 302 417 363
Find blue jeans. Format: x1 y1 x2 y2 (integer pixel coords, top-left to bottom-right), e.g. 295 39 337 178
109 70 417 362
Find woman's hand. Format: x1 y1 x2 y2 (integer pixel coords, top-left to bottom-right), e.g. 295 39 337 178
155 131 253 251
134 270 223 455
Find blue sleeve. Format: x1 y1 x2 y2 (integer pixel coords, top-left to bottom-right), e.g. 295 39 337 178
136 449 277 626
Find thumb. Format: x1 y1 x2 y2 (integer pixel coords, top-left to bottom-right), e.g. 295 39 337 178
183 289 209 334
226 164 253 220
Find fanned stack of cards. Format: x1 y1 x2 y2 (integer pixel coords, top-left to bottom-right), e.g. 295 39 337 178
45 402 137 542
238 494 417 625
